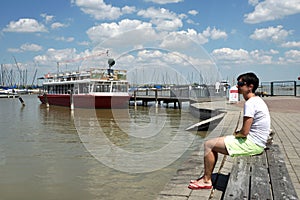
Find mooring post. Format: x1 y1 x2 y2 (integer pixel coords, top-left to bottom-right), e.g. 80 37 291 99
18 96 25 106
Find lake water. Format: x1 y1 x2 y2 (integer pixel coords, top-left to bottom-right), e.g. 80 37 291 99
0 95 203 200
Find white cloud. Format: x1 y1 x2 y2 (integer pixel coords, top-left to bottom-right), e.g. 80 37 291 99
55 37 75 42
188 10 198 15
250 25 292 42
186 19 199 25
204 27 228 40
2 18 47 33
248 0 259 6
40 13 54 24
51 22 68 29
160 27 227 50
137 7 183 31
86 21 225 60
249 49 273 64
283 49 300 63
144 0 184 4
269 49 279 54
72 0 135 20
33 48 114 70
34 48 78 65
211 48 277 64
244 0 300 24
86 19 155 45
118 49 218 85
160 30 206 50
7 48 21 53
153 17 182 31
212 48 250 63
77 41 90 46
122 6 136 14
281 41 300 48
7 43 43 53
20 43 43 52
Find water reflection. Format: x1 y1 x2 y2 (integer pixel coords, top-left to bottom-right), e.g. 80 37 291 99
74 105 197 174
0 95 201 200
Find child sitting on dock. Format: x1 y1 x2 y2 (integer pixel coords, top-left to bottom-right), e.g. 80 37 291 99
188 72 271 190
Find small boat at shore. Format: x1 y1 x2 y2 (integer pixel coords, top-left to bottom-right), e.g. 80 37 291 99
38 59 130 109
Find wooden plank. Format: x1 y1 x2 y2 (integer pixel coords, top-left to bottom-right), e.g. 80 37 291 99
185 113 225 131
250 151 272 199
223 156 251 200
266 144 299 200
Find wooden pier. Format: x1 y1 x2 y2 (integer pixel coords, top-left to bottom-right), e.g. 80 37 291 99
129 87 193 109
128 85 228 109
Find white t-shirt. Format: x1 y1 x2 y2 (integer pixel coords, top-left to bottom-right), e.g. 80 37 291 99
244 96 271 147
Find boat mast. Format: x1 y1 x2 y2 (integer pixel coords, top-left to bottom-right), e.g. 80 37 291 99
0 64 3 86
13 56 22 87
57 62 60 76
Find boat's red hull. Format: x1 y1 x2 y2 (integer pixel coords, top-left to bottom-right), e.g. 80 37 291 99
38 94 130 109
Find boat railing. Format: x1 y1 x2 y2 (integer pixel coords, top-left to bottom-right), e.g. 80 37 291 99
43 68 127 83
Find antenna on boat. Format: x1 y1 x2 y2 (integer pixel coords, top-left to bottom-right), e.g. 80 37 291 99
108 58 115 67
107 58 115 78
56 62 59 76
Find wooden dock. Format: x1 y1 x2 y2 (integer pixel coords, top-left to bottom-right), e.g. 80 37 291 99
129 88 192 109
128 85 229 109
156 96 300 199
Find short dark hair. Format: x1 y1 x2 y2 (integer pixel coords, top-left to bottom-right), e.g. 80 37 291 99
237 72 259 93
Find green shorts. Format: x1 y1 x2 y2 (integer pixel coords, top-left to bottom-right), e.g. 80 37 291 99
224 135 264 157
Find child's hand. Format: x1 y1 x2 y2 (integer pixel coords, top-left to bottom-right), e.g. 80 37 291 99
234 130 246 138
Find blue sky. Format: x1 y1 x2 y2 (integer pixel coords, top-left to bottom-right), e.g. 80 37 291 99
1 0 300 85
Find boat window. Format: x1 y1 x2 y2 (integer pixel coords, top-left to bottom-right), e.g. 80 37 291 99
79 83 89 94
93 82 111 92
67 84 74 94
49 86 54 94
74 84 79 94
111 82 128 92
95 85 101 92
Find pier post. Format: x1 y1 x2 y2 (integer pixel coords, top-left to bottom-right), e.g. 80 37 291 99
70 91 74 110
178 101 181 109
155 89 158 107
44 93 49 108
18 96 25 106
134 90 137 107
143 101 147 107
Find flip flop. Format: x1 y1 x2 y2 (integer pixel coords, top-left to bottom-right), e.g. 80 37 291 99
188 182 212 190
190 176 203 183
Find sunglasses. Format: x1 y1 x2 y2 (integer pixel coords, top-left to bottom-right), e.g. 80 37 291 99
237 81 246 87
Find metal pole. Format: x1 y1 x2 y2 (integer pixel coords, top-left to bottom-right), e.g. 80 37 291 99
270 82 274 96
294 81 297 96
